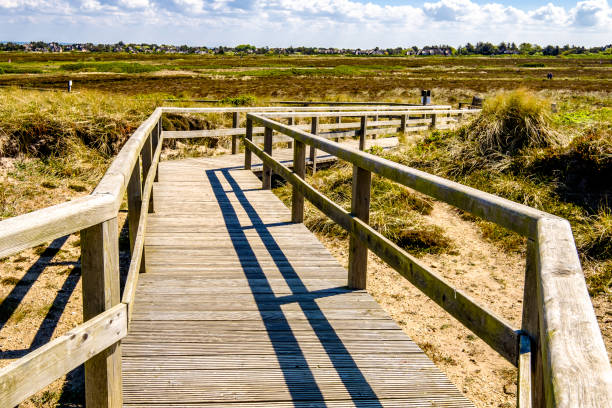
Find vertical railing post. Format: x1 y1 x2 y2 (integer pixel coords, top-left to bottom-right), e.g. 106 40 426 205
291 139 306 223
309 117 319 175
359 116 367 151
400 114 407 134
287 117 294 149
347 166 371 289
244 118 253 170
518 334 533 408
430 113 437 129
521 239 544 408
262 126 273 189
154 117 162 182
81 218 123 408
141 132 154 214
232 111 239 154
335 115 342 142
372 114 378 139
127 156 142 254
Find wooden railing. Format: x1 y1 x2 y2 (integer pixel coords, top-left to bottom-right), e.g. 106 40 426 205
0 107 163 407
1 104 609 407
0 104 458 406
242 112 612 408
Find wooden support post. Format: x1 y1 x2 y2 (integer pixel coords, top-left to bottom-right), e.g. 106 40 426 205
521 240 544 408
244 118 253 170
336 116 341 124
400 114 407 134
430 114 437 129
262 126 273 190
359 116 367 151
287 117 294 149
309 117 319 175
291 140 306 223
231 111 239 154
140 134 154 214
127 156 142 255
518 334 533 408
154 118 161 182
348 166 371 289
81 218 123 408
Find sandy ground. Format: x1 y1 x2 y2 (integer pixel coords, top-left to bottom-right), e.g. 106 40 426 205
318 201 525 408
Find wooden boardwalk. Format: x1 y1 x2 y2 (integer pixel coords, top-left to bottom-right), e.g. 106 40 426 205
121 139 473 407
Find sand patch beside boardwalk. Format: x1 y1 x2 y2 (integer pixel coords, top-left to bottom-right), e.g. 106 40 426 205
317 201 527 408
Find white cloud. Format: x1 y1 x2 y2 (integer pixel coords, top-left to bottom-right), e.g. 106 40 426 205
0 0 611 46
571 0 612 27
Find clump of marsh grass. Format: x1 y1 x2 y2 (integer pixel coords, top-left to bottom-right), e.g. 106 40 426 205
0 88 155 157
466 89 563 155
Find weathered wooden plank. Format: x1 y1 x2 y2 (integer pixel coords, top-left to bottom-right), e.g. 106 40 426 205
81 217 123 408
518 334 533 408
535 218 612 407
348 165 371 289
0 194 115 258
0 304 126 408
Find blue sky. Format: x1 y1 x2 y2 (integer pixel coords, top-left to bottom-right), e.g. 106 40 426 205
1 0 610 47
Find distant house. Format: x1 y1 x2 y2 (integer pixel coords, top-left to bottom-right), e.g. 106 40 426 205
418 46 452 56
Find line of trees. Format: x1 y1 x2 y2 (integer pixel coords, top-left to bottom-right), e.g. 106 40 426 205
0 41 610 56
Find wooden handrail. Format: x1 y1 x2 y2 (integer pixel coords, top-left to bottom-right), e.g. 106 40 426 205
0 304 127 407
247 114 547 238
245 113 612 408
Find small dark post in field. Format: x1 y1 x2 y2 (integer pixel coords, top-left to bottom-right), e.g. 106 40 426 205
262 126 273 189
244 118 253 170
309 117 319 174
67 80 72 93
80 218 123 408
421 89 431 105
291 139 306 223
359 116 367 151
400 114 407 134
348 166 371 289
287 117 294 149
232 112 239 154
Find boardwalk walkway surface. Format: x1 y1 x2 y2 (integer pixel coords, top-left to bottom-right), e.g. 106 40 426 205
122 138 473 407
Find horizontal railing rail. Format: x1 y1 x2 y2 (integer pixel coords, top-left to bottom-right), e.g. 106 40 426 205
244 113 612 408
